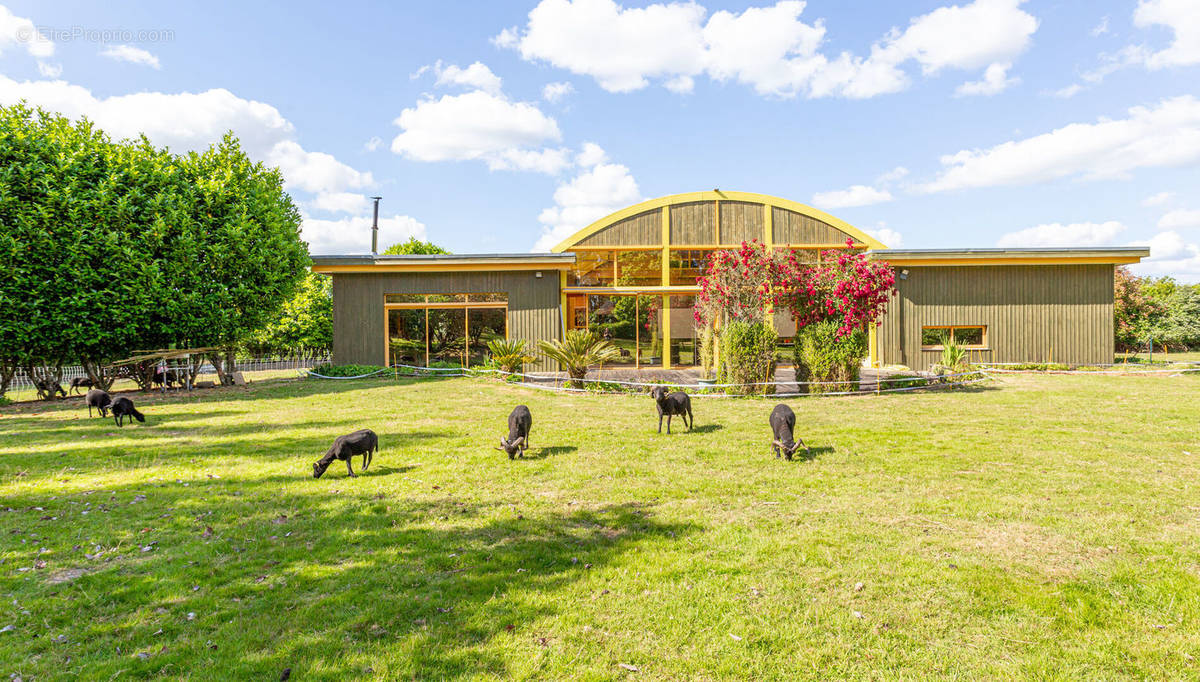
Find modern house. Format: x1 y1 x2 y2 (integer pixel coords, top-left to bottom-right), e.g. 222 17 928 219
311 190 1149 372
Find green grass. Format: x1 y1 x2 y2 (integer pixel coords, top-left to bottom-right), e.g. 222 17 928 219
2 373 1198 679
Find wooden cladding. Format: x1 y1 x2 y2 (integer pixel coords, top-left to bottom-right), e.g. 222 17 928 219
719 201 763 245
772 207 853 245
577 209 661 246
876 264 1115 370
669 202 716 245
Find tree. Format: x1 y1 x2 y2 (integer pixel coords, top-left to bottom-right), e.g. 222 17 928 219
382 237 449 255
1114 267 1162 351
244 272 333 358
1142 276 1200 350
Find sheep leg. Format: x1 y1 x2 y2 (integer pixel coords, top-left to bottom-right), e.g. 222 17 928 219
666 414 672 434
686 405 693 430
657 412 663 433
346 459 356 477
364 448 372 471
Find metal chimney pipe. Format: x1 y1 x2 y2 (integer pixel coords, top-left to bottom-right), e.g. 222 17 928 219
370 196 382 254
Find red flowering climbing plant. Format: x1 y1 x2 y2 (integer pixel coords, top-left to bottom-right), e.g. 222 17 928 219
694 239 896 338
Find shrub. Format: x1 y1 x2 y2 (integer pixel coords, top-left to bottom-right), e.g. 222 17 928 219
930 333 974 384
486 338 535 375
538 330 621 389
309 364 388 378
719 320 778 395
793 320 866 394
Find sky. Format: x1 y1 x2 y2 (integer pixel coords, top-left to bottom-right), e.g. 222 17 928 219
1 0 1198 281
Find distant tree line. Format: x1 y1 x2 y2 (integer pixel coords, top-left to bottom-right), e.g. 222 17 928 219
1115 267 1200 352
0 102 309 398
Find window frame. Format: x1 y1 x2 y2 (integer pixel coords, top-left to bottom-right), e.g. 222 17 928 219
920 325 988 350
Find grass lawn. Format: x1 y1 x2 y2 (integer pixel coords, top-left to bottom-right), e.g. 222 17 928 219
1 372 1198 679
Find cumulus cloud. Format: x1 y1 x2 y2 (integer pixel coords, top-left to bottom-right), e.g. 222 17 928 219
308 191 370 215
575 141 608 167
955 62 1019 96
996 221 1127 247
1134 0 1200 69
389 90 570 173
1158 208 1200 230
1131 230 1200 282
810 185 893 209
534 156 641 251
433 61 503 94
303 212 428 254
0 5 58 77
865 225 903 247
363 136 383 152
542 81 575 102
267 140 373 194
921 96 1200 193
498 0 1037 99
1141 191 1174 206
99 44 161 69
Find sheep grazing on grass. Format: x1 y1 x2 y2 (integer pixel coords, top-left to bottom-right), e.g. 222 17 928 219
69 377 94 394
151 369 179 389
769 403 809 460
85 389 112 418
110 396 146 427
495 405 532 459
33 378 67 400
650 386 692 434
313 429 378 479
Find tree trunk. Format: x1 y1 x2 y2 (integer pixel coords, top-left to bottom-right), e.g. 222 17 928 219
0 357 15 398
225 346 237 384
568 367 587 390
27 361 66 401
81 358 115 391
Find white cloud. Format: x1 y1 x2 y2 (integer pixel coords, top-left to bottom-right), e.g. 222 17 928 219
534 161 641 250
1091 16 1110 37
955 62 1019 96
1051 83 1084 98
0 5 54 59
1158 208 1200 230
389 90 569 173
303 212 428 254
309 191 369 215
267 140 373 194
811 184 893 209
433 61 502 94
1142 191 1174 206
542 81 575 102
1134 0 1200 69
921 96 1200 193
866 226 903 247
575 141 608 167
498 0 1037 99
876 166 909 184
99 44 161 69
1131 230 1200 282
36 61 61 78
996 221 1126 247
364 136 382 152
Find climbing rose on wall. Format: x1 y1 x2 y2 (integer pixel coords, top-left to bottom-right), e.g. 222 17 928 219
694 241 783 326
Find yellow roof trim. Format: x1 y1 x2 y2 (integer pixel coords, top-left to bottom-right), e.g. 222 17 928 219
550 190 887 252
881 257 1143 266
313 262 573 274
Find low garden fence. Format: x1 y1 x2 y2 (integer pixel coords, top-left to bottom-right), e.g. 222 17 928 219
9 354 331 392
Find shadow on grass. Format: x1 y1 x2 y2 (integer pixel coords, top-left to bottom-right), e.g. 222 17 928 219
524 445 577 460
684 423 723 435
1 475 696 679
789 445 834 461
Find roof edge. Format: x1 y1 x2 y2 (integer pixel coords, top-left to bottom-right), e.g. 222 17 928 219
866 246 1150 265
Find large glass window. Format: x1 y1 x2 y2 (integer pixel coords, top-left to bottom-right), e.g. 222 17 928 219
638 295 662 368
668 295 699 366
569 251 617 286
388 309 427 367
468 308 506 366
921 326 987 349
588 295 637 365
616 250 663 286
428 308 466 365
669 250 713 286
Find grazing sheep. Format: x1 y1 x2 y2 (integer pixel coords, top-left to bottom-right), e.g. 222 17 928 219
769 403 809 460
33 377 67 400
494 405 532 459
151 368 179 389
313 429 378 478
650 386 693 434
69 377 94 394
110 396 145 427
85 388 111 418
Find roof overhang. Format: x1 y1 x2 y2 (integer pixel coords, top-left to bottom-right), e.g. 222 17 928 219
866 247 1150 267
310 252 577 274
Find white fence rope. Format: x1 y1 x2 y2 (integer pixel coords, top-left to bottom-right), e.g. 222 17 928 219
10 354 331 391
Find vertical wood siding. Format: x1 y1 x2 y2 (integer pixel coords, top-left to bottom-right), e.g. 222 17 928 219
876 265 1115 370
669 202 716 244
577 210 661 246
771 207 852 244
719 201 765 244
332 271 562 371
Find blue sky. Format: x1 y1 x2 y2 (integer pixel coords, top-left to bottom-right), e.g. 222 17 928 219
1 1 1198 280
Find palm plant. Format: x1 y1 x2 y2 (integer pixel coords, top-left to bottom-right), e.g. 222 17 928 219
538 329 621 388
486 338 535 376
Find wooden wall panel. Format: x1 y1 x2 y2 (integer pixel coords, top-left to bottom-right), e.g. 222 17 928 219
332 271 562 371
719 201 765 245
875 265 1115 370
772 207 853 245
669 202 716 245
577 209 661 246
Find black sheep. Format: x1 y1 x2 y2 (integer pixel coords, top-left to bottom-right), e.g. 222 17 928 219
69 377 94 394
85 388 111 418
313 429 378 478
151 368 179 389
495 405 532 459
769 403 809 460
110 396 146 427
650 386 693 434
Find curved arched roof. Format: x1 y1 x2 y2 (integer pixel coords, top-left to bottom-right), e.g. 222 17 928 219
551 190 887 252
